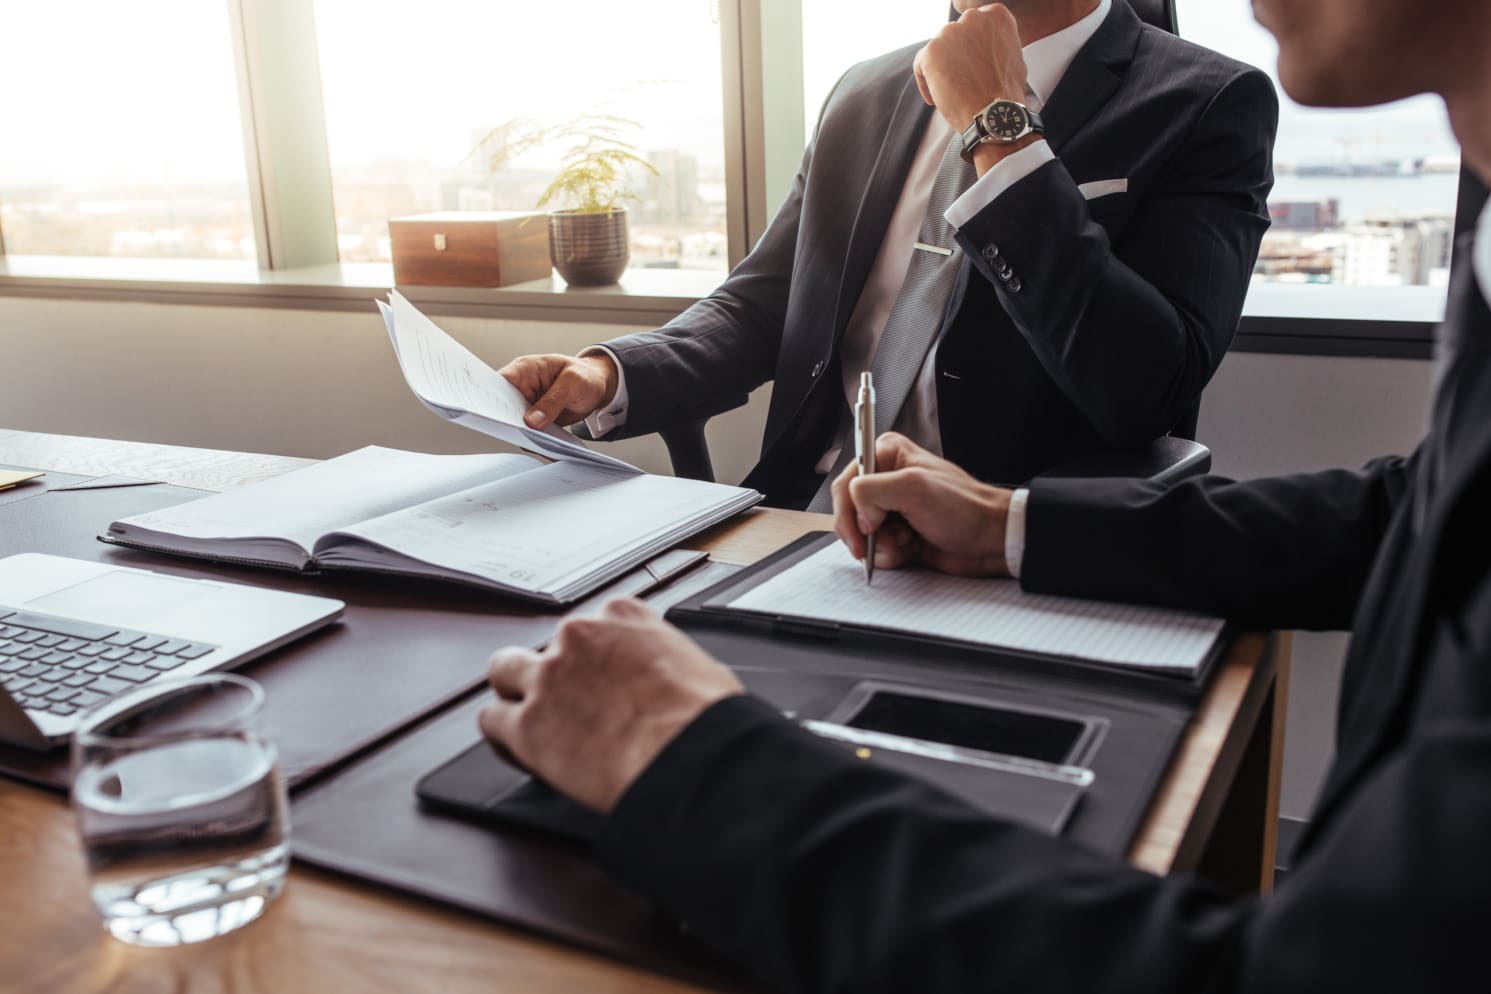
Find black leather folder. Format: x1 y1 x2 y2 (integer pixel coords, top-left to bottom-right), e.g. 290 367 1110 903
658 532 1213 855
288 533 1207 985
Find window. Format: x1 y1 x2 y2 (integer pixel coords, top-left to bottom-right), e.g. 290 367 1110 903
1176 0 1459 320
311 0 730 272
796 1 1461 325
0 1 255 261
800 0 947 138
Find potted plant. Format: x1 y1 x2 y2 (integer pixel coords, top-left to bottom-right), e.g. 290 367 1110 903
474 114 659 286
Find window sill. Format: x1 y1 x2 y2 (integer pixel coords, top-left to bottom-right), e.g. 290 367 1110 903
0 256 1442 358
0 256 724 326
1236 283 1442 359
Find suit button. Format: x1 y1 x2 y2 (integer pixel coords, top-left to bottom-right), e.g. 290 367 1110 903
981 244 999 261
1007 276 1023 293
994 259 1012 279
810 360 825 378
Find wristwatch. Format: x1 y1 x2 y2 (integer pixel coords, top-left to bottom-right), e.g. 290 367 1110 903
960 98 1046 162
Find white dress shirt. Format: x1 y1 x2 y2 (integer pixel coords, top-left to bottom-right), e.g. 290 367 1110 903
585 0 1112 450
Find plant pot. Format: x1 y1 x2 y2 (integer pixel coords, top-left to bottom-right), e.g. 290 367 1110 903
547 208 629 286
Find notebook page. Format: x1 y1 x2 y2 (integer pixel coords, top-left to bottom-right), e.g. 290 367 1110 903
728 544 1224 672
321 461 756 595
114 447 536 553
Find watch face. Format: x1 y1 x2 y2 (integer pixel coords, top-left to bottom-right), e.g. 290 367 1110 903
986 102 1029 140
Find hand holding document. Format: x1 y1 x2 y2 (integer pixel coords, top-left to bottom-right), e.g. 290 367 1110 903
377 291 635 473
103 297 764 604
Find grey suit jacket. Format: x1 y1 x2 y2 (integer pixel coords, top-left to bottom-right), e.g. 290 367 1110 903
601 1 1276 505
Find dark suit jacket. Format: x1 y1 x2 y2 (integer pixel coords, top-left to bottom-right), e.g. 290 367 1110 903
599 1 1277 507
591 247 1491 989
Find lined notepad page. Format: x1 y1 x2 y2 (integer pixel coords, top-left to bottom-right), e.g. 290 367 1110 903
728 544 1224 673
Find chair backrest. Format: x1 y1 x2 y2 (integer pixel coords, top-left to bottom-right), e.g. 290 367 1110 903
1126 0 1178 34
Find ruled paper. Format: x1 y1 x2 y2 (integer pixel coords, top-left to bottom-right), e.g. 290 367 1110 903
728 544 1224 673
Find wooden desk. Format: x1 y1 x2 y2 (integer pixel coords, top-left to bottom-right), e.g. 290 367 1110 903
0 431 1286 994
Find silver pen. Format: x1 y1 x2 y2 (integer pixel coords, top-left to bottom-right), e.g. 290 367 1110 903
854 371 877 585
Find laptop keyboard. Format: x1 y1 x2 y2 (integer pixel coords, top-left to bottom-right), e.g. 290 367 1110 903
0 610 216 719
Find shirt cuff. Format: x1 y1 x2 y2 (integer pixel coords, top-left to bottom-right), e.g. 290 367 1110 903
1005 487 1029 579
944 140 1055 230
579 345 629 436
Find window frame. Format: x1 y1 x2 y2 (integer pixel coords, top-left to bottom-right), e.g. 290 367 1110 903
0 0 1482 360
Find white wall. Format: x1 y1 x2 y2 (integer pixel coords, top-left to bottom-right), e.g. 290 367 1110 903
0 294 1435 819
0 296 772 485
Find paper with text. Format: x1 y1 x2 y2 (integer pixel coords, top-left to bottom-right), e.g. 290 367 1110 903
728 544 1224 672
379 293 636 473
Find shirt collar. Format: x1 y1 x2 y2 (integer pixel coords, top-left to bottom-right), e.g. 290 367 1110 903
1475 199 1491 305
1022 0 1112 109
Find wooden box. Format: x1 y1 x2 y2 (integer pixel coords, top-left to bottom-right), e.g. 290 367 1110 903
388 211 552 287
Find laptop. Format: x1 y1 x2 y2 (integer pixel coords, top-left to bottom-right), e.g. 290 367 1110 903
0 553 344 750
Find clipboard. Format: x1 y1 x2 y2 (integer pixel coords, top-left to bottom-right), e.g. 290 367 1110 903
667 531 1230 701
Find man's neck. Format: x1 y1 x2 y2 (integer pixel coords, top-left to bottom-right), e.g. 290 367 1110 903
1004 0 1103 45
1435 10 1491 188
1447 93 1491 190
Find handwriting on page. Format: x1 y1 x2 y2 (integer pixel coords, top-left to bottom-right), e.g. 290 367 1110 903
729 544 1223 672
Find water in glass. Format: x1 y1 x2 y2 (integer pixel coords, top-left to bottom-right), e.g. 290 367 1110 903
70 674 289 946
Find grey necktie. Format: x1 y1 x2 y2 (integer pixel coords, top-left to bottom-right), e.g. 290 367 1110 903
805 133 976 512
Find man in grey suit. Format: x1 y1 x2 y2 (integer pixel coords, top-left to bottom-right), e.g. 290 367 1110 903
501 0 1277 507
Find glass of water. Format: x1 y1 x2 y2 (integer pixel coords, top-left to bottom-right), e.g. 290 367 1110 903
70 673 290 946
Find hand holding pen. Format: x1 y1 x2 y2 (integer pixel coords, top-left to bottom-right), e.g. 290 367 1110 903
831 431 1015 579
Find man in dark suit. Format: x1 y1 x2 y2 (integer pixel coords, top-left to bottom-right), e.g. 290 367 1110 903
499 0 1276 507
475 0 1491 987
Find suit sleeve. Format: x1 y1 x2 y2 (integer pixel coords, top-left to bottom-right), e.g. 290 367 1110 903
591 168 800 439
1020 451 1418 630
953 69 1278 444
596 693 1491 994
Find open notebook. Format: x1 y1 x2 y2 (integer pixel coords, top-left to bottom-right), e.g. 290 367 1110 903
102 295 762 604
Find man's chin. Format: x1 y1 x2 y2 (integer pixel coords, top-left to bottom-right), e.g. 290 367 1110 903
1276 58 1409 110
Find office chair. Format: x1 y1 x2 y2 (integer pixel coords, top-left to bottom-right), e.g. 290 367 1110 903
646 0 1204 486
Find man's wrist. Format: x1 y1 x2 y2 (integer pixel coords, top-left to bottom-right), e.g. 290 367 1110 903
581 351 620 407
968 132 1044 174
976 483 1014 575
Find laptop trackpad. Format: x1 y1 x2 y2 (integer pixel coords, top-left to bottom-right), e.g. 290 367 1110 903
27 570 214 628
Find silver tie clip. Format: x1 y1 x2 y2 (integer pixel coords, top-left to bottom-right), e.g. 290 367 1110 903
913 241 954 256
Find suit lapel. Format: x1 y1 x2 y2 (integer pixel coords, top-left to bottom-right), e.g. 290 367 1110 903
1038 0 1141 154
760 71 930 458
828 73 933 354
